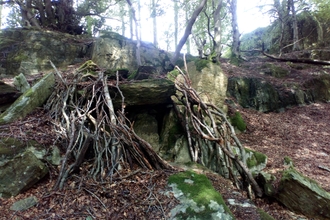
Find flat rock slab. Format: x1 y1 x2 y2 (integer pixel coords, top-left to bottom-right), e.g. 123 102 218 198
112 79 175 107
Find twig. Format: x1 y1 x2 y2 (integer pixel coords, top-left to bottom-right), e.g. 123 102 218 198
318 165 330 173
84 188 107 210
49 60 67 86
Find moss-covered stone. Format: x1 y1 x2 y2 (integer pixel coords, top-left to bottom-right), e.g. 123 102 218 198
0 73 55 124
167 69 180 81
195 59 211 72
0 151 48 198
276 167 330 219
77 60 99 75
244 148 267 173
262 63 290 78
168 170 234 220
227 77 280 112
112 79 175 107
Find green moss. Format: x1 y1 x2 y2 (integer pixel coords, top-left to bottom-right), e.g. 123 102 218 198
127 69 138 80
230 112 246 132
283 156 294 166
195 59 211 72
257 208 275 220
78 60 99 75
12 51 29 62
167 69 180 81
245 148 267 169
168 170 234 219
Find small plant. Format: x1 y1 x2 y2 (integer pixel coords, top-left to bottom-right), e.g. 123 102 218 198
230 111 246 132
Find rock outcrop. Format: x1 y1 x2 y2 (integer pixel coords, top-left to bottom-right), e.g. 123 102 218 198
0 28 92 76
92 31 172 74
227 74 330 112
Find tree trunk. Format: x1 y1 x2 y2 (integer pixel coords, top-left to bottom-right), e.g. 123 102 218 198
289 0 301 51
151 0 158 47
310 13 324 45
126 0 142 66
129 4 134 39
120 1 126 36
185 2 191 54
229 0 240 58
174 0 179 49
0 4 2 29
213 0 223 59
171 0 208 65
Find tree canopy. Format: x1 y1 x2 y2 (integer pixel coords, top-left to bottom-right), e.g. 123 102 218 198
1 0 330 62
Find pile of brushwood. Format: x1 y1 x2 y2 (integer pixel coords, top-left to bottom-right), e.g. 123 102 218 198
46 63 172 190
46 60 262 197
171 61 262 198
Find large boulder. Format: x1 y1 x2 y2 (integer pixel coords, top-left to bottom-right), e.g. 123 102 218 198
0 150 48 198
275 168 330 220
112 79 175 108
0 28 92 76
0 138 60 198
227 74 330 112
92 31 172 74
186 60 228 110
0 72 55 124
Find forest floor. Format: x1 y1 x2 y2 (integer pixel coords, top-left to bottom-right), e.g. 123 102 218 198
0 56 329 219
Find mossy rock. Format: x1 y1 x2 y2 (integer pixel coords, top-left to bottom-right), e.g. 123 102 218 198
195 59 211 72
244 148 267 173
262 63 289 78
276 167 330 219
167 69 180 81
230 112 246 132
77 60 99 75
168 170 234 220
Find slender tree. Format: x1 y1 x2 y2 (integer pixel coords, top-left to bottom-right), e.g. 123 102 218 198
174 0 179 48
151 0 158 47
213 0 224 59
229 0 240 59
289 0 301 51
171 0 207 65
126 0 142 66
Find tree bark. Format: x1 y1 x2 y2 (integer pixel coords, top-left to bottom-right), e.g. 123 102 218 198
171 0 207 65
126 0 142 66
213 0 223 59
174 0 179 49
151 0 158 47
229 0 240 58
289 0 301 51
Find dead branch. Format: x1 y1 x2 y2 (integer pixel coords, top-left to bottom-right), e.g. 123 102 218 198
262 51 330 65
172 63 263 197
46 64 173 189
